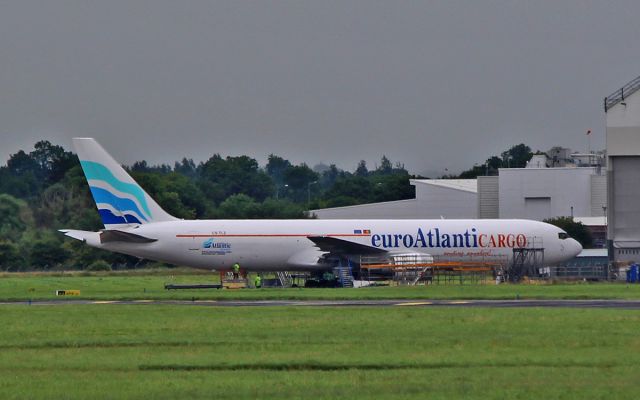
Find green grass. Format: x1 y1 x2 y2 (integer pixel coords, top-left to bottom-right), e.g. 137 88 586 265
2 270 640 301
0 304 639 399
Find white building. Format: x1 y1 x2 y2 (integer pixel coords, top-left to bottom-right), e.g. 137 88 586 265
312 168 606 223
605 75 640 263
494 167 606 221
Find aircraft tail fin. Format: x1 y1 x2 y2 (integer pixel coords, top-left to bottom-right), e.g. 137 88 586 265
73 138 177 229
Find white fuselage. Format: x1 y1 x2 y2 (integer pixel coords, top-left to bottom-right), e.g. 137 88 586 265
88 219 582 271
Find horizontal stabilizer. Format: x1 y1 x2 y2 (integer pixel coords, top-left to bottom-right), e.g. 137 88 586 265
307 236 387 255
59 229 101 246
99 230 157 244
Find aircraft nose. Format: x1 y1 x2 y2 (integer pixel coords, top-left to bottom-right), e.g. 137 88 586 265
569 238 582 257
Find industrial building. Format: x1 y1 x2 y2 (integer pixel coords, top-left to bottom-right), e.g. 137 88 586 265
311 166 606 223
605 75 640 264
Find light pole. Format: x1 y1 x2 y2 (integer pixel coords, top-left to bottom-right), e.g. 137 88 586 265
307 181 318 207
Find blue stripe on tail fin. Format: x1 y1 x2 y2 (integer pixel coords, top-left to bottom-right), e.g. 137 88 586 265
73 138 177 228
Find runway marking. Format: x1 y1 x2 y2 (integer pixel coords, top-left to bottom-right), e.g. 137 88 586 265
5 299 640 309
395 302 433 306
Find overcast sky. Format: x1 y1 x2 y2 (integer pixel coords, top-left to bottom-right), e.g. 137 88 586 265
1 1 638 176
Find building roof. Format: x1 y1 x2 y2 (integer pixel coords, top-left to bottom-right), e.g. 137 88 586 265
574 216 606 226
410 179 477 194
309 198 416 213
576 249 607 258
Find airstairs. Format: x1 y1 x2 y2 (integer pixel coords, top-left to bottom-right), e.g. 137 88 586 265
276 271 293 287
333 259 354 288
507 236 545 282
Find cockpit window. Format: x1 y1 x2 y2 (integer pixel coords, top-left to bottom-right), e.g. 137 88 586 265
558 232 569 240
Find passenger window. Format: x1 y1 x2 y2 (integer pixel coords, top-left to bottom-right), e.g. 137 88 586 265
558 232 569 240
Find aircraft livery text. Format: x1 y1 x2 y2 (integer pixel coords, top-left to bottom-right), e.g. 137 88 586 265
371 228 527 249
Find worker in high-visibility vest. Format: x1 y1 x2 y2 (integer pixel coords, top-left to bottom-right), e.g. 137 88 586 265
254 275 262 288
232 263 240 279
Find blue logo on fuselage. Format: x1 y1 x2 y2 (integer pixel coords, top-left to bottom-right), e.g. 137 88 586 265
201 238 232 255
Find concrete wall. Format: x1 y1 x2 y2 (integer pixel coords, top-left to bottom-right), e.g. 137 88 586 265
608 157 640 263
416 183 477 218
590 175 607 217
477 176 499 219
498 168 598 220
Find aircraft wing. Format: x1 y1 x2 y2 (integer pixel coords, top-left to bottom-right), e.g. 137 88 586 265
59 229 156 244
307 236 388 255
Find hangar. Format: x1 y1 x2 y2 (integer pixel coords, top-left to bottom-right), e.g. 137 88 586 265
311 165 606 223
605 75 640 263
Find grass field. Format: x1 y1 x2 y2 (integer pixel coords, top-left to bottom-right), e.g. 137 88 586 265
0 304 639 399
2 270 640 301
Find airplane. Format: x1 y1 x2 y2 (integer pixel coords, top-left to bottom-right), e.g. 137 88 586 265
61 138 582 278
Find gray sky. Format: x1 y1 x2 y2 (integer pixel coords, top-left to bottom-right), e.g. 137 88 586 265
0 1 638 176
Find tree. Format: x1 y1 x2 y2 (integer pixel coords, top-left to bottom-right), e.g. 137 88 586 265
174 158 197 178
486 156 503 171
27 232 70 269
371 174 415 202
456 144 534 178
130 160 172 174
355 160 368 177
501 144 533 168
320 164 341 188
199 155 274 204
324 177 373 205
458 164 488 179
0 241 24 271
3 151 41 197
544 217 593 248
29 140 77 184
259 199 307 219
0 194 33 239
265 155 292 185
6 150 40 176
159 173 209 218
282 164 319 203
376 155 393 175
216 194 261 219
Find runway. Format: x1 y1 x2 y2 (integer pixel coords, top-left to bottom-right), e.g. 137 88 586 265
3 299 640 308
